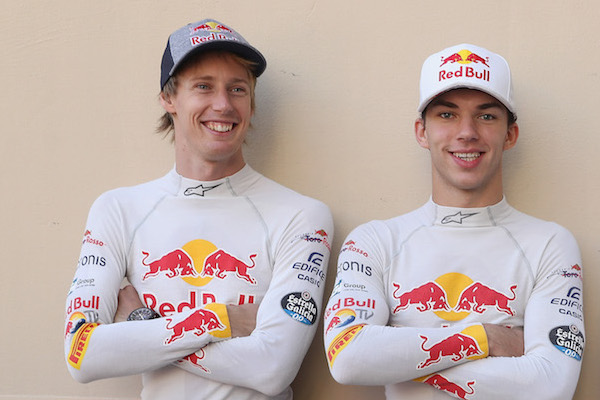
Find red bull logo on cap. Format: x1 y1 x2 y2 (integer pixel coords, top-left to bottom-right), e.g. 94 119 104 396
190 21 233 34
140 240 258 287
392 273 517 322
438 48 490 82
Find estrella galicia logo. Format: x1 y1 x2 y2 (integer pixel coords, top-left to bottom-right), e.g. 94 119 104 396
549 324 584 361
281 291 318 325
441 211 478 224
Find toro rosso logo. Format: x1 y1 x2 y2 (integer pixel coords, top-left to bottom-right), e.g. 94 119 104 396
165 309 225 344
392 273 517 321
140 239 258 286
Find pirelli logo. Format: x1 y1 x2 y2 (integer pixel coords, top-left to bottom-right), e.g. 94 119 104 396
68 323 98 369
327 324 365 366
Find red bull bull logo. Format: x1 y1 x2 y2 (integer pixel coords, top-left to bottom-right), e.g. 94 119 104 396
165 309 225 344
179 349 210 373
392 273 517 322
190 22 233 34
201 250 257 284
139 240 259 287
455 283 516 316
439 49 490 67
418 332 483 369
141 249 197 280
422 374 475 399
392 282 450 313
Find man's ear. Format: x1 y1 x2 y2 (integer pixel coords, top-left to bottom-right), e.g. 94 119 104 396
504 122 519 151
415 118 430 149
159 92 176 114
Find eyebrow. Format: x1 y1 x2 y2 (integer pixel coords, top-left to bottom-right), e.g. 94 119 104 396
429 99 504 111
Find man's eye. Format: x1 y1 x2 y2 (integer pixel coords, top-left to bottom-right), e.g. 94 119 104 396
480 114 495 120
440 112 453 119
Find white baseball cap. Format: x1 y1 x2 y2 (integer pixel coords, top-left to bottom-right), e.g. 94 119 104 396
418 43 516 119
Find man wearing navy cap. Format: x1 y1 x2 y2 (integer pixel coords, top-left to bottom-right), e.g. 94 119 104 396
64 19 333 400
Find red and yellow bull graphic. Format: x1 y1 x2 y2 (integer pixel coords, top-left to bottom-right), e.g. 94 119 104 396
179 349 210 373
141 240 257 287
68 323 98 369
438 48 490 83
164 305 227 345
416 374 476 399
418 326 487 369
392 273 517 321
327 324 365 366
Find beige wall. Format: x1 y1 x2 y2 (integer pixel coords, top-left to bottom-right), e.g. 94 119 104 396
2 0 598 398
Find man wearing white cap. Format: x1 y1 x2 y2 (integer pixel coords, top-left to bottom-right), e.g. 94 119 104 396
324 44 584 399
64 19 333 400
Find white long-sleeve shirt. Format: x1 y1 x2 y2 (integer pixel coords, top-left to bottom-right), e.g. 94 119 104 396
65 165 333 399
324 198 584 399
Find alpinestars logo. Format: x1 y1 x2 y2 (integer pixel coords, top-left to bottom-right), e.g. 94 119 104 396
184 183 223 196
441 211 478 224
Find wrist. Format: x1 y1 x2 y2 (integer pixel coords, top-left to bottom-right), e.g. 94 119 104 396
127 307 160 321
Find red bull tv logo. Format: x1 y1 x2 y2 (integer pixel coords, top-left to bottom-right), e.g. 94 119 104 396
392 273 517 321
141 239 257 286
326 308 357 334
438 49 490 82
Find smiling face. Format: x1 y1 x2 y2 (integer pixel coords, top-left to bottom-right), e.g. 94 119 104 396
415 89 519 207
160 51 255 180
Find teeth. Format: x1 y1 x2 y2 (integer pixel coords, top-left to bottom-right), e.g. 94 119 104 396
205 122 234 132
453 152 481 162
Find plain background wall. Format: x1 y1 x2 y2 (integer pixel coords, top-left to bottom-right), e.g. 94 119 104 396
2 0 598 398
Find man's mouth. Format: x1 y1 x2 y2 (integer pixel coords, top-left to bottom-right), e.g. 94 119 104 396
452 152 481 162
204 121 235 132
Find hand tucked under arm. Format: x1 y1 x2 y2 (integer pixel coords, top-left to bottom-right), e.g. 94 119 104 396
483 324 524 357
114 285 144 322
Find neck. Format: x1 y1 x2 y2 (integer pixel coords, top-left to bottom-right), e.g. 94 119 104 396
176 158 246 181
431 179 504 208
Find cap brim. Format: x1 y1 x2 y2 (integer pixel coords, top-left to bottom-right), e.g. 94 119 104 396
170 40 267 79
